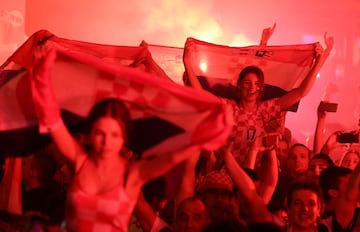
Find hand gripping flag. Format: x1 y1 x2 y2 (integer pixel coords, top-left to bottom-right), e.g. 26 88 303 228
183 37 318 111
0 30 233 155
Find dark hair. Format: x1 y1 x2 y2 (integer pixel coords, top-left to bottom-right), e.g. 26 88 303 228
202 219 248 232
142 177 166 211
288 143 312 161
177 197 206 214
0 156 5 183
195 150 211 176
311 153 335 167
30 151 57 184
248 222 284 232
243 168 260 182
84 98 132 146
267 202 286 213
279 136 290 148
285 178 323 209
319 166 352 202
235 66 265 103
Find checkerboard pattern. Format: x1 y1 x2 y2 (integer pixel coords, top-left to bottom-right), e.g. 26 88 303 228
203 170 234 191
225 98 282 163
66 179 136 232
86 65 233 152
93 69 202 121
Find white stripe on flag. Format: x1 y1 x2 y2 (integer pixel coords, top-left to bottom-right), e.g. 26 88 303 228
1 30 233 154
184 37 316 92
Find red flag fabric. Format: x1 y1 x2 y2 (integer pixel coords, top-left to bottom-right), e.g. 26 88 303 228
0 30 233 214
146 42 185 85
183 37 317 111
0 30 233 155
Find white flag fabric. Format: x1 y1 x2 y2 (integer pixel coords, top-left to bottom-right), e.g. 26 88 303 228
183 37 317 111
0 30 233 214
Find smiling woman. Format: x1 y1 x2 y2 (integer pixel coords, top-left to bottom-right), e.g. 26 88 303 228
183 34 333 164
340 150 360 170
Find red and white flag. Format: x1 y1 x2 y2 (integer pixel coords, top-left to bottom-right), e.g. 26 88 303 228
1 30 233 153
183 37 317 111
0 30 233 212
147 42 185 85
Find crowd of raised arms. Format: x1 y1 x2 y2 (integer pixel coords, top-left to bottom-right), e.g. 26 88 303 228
3 27 360 232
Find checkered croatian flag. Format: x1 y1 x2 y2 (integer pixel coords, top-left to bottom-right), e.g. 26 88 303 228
0 30 233 214
0 30 233 155
184 37 317 111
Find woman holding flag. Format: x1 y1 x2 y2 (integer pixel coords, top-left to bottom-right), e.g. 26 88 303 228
183 32 333 164
29 42 198 232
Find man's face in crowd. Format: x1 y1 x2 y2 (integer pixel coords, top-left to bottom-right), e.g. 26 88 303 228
308 158 330 178
287 189 321 230
203 188 232 220
174 198 208 232
286 145 309 176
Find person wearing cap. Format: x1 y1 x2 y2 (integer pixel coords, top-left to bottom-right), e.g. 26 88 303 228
197 170 237 223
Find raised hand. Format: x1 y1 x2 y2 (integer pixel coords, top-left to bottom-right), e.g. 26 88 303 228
32 40 57 75
260 23 276 46
323 32 334 56
321 131 345 154
314 42 325 59
30 39 62 133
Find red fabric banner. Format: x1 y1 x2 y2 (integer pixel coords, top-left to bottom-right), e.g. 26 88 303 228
0 30 233 154
0 30 234 214
183 37 317 111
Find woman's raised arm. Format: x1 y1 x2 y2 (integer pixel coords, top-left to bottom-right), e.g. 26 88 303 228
30 42 86 169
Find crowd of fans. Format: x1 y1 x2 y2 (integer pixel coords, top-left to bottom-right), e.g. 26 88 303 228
2 28 360 232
